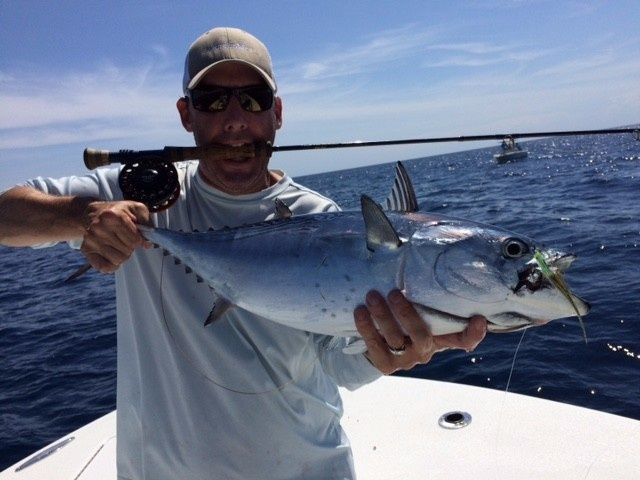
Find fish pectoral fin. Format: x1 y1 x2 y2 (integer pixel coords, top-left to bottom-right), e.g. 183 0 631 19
322 336 367 355
361 195 402 251
204 298 235 327
341 338 367 355
274 197 293 219
385 161 419 213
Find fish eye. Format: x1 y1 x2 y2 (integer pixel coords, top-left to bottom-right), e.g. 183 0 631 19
502 237 530 259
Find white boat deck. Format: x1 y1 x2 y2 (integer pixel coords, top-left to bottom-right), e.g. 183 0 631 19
2 376 639 479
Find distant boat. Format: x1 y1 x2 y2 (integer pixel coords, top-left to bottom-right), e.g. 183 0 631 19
494 137 528 164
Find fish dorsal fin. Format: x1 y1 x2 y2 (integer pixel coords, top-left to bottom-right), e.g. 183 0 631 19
361 195 402 251
274 197 293 219
385 161 419 212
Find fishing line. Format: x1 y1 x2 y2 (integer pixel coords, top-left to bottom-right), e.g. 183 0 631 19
504 329 527 394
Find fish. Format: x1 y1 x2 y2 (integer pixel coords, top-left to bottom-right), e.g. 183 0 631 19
140 162 589 350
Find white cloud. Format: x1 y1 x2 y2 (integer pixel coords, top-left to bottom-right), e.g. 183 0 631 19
302 62 330 80
424 56 506 68
427 42 512 55
279 24 438 84
0 61 182 150
422 41 553 69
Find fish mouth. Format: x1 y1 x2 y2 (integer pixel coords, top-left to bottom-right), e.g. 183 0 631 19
514 249 590 341
513 251 576 294
487 312 552 332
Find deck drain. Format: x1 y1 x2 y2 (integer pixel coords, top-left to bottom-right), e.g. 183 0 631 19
438 411 472 429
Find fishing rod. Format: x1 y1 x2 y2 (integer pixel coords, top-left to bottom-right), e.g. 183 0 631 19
84 127 639 170
83 127 639 212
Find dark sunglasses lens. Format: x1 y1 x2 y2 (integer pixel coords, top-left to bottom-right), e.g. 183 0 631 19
191 90 229 112
239 86 274 112
190 86 273 113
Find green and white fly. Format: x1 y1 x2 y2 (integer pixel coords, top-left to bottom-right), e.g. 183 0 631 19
534 250 588 343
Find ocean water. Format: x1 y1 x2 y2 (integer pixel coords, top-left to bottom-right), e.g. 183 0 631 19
1 132 639 469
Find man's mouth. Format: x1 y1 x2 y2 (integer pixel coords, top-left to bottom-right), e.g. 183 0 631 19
220 143 256 163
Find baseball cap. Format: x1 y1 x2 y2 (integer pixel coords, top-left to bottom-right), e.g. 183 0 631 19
183 27 277 93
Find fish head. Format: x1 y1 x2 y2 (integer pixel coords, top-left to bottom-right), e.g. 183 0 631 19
403 220 589 331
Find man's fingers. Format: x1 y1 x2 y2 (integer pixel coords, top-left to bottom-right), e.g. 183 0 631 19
81 200 151 272
462 315 488 350
83 251 120 273
128 201 151 226
354 305 386 353
365 290 406 350
386 289 430 344
81 239 132 269
384 290 436 362
94 209 144 247
433 316 487 352
354 305 397 374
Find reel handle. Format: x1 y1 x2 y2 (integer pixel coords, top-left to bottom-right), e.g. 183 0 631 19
83 148 113 169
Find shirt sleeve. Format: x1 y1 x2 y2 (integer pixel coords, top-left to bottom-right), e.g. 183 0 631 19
313 334 382 391
25 166 121 200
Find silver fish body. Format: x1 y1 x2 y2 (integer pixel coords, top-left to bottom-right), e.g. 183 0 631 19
141 202 589 339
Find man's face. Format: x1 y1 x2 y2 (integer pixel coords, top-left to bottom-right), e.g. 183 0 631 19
177 62 282 195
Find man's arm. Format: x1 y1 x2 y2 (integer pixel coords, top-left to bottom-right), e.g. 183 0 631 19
0 186 151 273
0 186 93 246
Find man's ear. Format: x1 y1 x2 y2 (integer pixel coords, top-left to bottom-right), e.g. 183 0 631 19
177 97 193 132
274 96 283 130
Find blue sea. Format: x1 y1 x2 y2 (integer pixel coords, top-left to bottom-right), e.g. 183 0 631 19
1 132 639 469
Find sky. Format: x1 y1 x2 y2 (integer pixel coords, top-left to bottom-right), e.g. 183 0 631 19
1 0 639 190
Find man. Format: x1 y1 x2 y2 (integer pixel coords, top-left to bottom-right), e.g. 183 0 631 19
0 27 486 479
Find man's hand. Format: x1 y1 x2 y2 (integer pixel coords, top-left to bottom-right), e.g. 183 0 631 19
81 200 151 273
354 289 487 375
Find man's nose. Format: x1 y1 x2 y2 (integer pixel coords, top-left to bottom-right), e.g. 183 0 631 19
222 97 248 132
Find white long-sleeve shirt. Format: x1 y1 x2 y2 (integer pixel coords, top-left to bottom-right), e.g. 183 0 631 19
27 162 381 480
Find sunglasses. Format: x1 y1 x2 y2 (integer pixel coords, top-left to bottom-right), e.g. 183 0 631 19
187 85 274 113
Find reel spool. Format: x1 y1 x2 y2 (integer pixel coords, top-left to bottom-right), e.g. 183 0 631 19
118 158 180 212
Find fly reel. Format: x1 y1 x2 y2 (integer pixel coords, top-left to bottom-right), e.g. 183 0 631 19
118 158 180 212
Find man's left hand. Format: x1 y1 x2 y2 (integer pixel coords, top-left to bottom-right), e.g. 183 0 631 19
354 289 487 374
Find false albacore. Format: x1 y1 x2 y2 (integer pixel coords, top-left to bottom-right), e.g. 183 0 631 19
140 162 589 347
